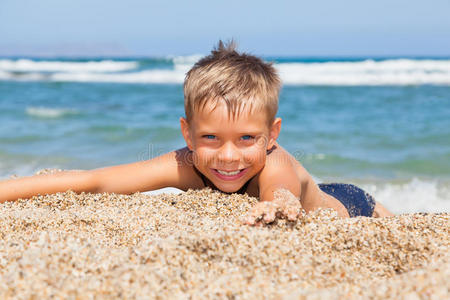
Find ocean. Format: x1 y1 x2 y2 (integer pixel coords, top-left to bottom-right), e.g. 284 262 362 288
0 56 449 214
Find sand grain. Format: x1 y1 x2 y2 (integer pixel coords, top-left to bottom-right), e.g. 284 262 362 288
0 187 448 299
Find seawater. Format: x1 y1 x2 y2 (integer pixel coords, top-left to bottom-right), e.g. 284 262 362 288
1 56 449 214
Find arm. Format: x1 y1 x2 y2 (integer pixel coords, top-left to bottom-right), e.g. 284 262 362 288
275 145 349 216
0 170 98 203
91 149 190 194
0 148 193 203
244 158 303 225
244 150 349 225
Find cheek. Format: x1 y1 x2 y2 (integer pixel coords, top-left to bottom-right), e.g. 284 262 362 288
242 146 266 166
193 147 216 166
255 135 270 149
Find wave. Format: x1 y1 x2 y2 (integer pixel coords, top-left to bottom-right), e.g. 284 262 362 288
277 59 450 85
52 68 188 83
0 68 189 84
360 178 450 214
1 58 450 85
26 106 79 118
0 59 138 73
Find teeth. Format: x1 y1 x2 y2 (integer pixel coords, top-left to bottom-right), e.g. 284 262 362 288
217 169 241 176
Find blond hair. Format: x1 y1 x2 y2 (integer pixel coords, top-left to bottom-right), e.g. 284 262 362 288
184 40 281 125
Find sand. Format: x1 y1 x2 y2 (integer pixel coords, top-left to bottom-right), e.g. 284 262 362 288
0 186 448 299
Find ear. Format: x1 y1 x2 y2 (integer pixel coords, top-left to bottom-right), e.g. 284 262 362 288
268 117 281 149
180 117 194 150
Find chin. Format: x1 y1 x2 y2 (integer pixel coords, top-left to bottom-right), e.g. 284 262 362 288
217 183 241 193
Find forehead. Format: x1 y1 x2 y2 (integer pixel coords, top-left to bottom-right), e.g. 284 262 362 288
191 101 269 131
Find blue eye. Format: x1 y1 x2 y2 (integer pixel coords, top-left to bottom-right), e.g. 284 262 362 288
203 135 216 139
241 135 254 140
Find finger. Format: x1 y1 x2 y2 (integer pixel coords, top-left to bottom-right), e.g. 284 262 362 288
286 210 299 221
242 214 255 225
272 197 286 211
249 203 266 218
245 216 265 227
253 221 264 227
263 204 277 223
280 198 297 214
245 203 265 225
287 204 303 220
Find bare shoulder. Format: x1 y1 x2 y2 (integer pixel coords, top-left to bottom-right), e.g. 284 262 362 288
264 143 309 182
256 143 303 198
258 142 321 195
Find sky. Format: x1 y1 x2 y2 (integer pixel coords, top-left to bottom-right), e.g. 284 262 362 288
0 0 449 57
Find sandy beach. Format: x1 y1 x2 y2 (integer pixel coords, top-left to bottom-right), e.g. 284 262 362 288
0 187 448 299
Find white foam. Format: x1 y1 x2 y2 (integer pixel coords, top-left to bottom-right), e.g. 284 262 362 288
0 70 46 81
277 59 450 86
0 69 187 83
0 59 137 73
51 69 187 84
26 106 78 118
361 178 450 214
1 58 450 86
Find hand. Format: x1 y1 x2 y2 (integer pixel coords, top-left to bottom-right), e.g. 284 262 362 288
243 188 304 226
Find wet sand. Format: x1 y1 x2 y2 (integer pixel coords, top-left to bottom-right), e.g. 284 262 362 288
0 188 448 299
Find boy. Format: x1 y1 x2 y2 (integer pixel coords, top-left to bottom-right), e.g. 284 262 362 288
0 41 393 224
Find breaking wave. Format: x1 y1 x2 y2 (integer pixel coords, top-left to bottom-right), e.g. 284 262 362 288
1 58 450 86
0 59 137 73
361 178 450 214
277 59 450 86
26 106 79 118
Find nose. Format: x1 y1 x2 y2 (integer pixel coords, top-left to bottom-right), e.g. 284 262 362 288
217 142 241 164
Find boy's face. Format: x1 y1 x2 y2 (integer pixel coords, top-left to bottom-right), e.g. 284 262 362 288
180 102 281 193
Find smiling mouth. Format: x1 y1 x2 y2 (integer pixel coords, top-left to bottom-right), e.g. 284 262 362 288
215 169 245 176
211 168 248 181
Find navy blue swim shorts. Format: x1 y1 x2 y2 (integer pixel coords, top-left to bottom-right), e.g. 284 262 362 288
318 183 376 217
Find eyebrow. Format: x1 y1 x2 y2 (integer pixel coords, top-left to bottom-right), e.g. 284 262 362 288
237 131 264 135
197 130 263 136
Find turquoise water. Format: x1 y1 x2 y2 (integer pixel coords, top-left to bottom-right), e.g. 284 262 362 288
1 57 449 213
